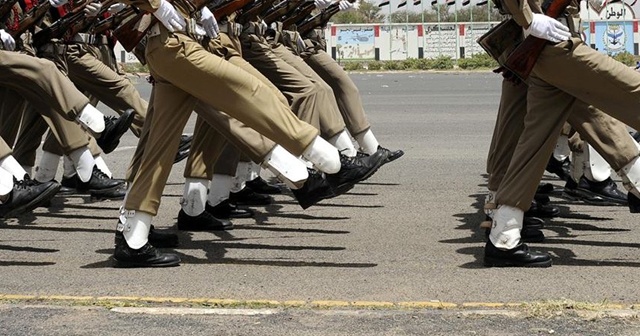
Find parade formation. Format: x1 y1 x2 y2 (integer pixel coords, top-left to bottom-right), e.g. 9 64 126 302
1 0 639 274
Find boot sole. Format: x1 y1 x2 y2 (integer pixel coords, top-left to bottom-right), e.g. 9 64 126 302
112 257 180 268
3 183 61 218
483 257 552 268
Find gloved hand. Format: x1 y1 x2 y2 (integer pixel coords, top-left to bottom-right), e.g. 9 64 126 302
296 34 305 51
84 2 102 17
314 0 332 10
524 13 571 43
107 2 126 13
49 0 68 7
199 6 219 38
338 0 354 11
153 0 186 32
0 29 15 51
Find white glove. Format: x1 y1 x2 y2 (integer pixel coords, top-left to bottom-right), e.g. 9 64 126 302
107 3 126 13
338 0 354 11
314 0 332 10
49 0 68 7
153 0 186 32
199 6 219 38
524 13 571 43
84 2 102 17
0 29 15 51
296 35 305 51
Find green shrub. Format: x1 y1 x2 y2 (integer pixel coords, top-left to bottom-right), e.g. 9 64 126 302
457 53 498 69
343 62 363 71
429 55 454 70
612 51 639 66
367 61 383 70
122 62 149 73
383 60 406 70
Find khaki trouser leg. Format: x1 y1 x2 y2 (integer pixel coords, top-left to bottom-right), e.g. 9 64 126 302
66 43 147 137
567 103 639 171
124 30 318 215
213 144 241 176
270 44 345 138
0 137 12 160
0 88 27 145
0 50 87 119
495 76 576 211
496 39 640 210
183 116 228 180
486 80 527 192
304 49 371 136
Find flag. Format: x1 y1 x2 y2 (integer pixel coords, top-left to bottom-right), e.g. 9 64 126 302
398 0 408 7
462 0 470 5
378 0 390 6
476 0 488 5
446 0 455 6
413 0 422 5
431 0 438 4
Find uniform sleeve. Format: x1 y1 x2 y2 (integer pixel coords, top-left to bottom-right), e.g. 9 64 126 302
502 0 534 28
117 0 160 13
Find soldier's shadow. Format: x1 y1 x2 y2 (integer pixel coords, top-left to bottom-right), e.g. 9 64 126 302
447 176 635 268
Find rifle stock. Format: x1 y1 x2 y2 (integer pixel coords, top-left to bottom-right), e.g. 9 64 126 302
10 0 51 38
213 0 253 21
503 0 572 80
280 1 313 29
296 0 353 36
92 6 137 34
236 0 277 24
262 0 304 25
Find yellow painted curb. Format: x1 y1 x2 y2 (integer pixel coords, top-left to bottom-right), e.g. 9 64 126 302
462 302 506 308
398 301 458 309
311 300 351 307
351 301 395 308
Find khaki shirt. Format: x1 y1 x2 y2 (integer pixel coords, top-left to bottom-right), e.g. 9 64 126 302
501 0 579 28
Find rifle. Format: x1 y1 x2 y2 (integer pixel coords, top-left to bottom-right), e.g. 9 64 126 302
236 0 277 24
212 0 253 21
91 6 137 34
33 0 116 48
280 1 314 30
0 0 20 23
115 0 250 52
9 0 51 38
296 0 353 36
502 0 572 80
262 0 304 25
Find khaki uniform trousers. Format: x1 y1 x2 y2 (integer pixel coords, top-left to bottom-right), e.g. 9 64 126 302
241 25 345 138
183 31 284 180
487 79 637 195
300 46 371 137
0 50 87 121
0 137 12 160
124 27 318 215
494 39 640 209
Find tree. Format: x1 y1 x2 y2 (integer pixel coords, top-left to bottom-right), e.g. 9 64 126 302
331 0 386 23
386 3 503 23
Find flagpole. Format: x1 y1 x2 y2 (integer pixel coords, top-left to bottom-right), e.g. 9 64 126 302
437 2 442 55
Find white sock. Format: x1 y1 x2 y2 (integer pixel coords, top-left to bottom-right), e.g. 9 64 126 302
69 147 95 182
328 129 357 157
63 156 76 178
262 145 309 189
248 162 260 181
0 155 27 181
34 151 61 182
181 178 208 216
208 174 232 207
0 167 14 197
489 205 523 250
232 162 253 193
77 104 105 133
553 135 570 162
118 209 152 249
354 129 380 155
94 156 113 178
302 136 340 174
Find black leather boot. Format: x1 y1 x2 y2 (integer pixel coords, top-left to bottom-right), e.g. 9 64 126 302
628 193 640 213
574 176 627 206
97 109 136 154
484 241 552 267
148 225 179 248
61 166 123 194
546 156 571 182
292 169 335 209
377 145 404 164
525 200 559 218
113 231 180 268
0 176 60 218
206 200 253 219
326 152 386 195
229 187 272 206
177 209 233 231
246 177 282 194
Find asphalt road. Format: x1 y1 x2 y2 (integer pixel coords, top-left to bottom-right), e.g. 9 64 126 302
2 72 640 333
